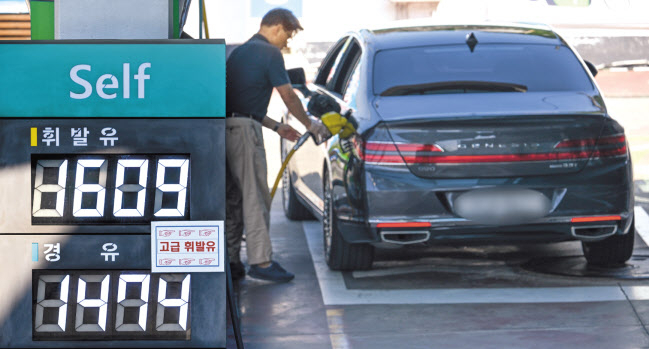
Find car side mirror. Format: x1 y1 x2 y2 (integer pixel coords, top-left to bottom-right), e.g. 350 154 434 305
585 61 598 77
287 67 311 97
287 67 306 85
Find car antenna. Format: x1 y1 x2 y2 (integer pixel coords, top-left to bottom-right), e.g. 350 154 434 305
466 32 478 52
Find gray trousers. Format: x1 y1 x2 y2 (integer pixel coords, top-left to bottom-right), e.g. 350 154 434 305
225 117 272 265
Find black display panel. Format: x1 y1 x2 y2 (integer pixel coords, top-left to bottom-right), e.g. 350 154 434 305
31 155 190 224
32 270 191 341
0 118 226 347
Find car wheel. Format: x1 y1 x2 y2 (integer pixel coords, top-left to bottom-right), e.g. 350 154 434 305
323 170 374 270
281 137 313 220
581 221 635 267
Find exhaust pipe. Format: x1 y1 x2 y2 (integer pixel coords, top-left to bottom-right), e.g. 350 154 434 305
380 230 430 245
571 225 617 241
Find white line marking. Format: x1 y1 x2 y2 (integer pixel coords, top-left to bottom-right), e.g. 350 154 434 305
634 205 649 247
303 207 649 305
621 286 649 300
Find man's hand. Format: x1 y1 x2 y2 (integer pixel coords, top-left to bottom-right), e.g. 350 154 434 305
275 84 330 143
277 123 301 142
308 116 331 144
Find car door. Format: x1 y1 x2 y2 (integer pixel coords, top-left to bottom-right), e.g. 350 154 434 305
287 36 353 211
296 37 363 209
320 39 363 219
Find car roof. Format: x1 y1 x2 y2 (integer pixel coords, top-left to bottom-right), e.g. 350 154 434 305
359 23 565 51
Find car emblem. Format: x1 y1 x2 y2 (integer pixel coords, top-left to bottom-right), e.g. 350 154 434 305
466 32 478 52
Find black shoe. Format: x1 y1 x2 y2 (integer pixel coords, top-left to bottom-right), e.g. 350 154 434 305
230 261 245 280
248 261 294 283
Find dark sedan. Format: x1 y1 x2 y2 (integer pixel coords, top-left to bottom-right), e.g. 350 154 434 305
281 24 635 270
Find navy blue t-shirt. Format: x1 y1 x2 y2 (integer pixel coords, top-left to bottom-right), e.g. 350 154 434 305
226 34 290 122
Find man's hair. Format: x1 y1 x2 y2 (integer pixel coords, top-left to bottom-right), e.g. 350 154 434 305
260 8 303 33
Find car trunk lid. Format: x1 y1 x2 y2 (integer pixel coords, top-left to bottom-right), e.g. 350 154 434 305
369 93 623 178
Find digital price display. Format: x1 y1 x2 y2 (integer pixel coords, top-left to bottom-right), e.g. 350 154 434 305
0 41 227 348
32 155 190 224
33 270 190 341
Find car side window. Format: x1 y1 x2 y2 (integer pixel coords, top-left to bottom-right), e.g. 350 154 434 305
343 61 361 109
315 37 350 87
328 39 361 95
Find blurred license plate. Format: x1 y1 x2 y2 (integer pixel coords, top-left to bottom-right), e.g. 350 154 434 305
454 188 551 224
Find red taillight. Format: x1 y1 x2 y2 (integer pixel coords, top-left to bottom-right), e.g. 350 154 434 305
589 135 627 158
571 215 622 223
361 141 443 165
555 135 625 149
554 134 627 159
395 144 444 153
398 152 594 163
377 222 432 228
359 134 626 165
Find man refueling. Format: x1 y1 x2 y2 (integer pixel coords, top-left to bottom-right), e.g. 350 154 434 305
225 8 329 282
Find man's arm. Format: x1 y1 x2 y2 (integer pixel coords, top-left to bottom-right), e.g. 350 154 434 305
261 115 300 142
275 83 311 129
261 115 281 130
276 84 330 142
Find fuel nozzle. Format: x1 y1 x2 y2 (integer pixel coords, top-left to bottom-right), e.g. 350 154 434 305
292 132 311 151
321 111 356 139
294 111 357 150
308 116 332 145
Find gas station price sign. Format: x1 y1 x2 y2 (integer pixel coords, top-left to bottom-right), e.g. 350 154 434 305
32 270 191 341
0 41 227 347
32 154 190 224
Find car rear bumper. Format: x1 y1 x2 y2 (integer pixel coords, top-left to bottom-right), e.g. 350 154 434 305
338 213 633 245
377 212 631 241
337 159 634 245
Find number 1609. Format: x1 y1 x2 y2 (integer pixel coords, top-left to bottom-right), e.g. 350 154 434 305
32 156 189 221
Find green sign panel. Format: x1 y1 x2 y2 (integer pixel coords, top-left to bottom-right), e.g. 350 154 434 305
0 40 225 117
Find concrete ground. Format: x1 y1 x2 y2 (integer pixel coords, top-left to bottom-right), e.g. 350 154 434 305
227 198 649 349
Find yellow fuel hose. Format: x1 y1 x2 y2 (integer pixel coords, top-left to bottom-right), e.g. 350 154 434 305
270 131 310 200
269 112 354 200
202 0 210 39
270 147 296 200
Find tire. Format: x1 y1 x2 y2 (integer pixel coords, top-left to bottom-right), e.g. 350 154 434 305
281 138 313 220
323 171 374 270
582 221 635 267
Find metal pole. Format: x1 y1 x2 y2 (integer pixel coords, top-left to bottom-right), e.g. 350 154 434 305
198 0 203 39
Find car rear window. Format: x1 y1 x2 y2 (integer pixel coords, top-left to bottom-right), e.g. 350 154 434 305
373 44 594 95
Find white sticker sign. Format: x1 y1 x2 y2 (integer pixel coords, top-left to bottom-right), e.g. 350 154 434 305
151 221 224 273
